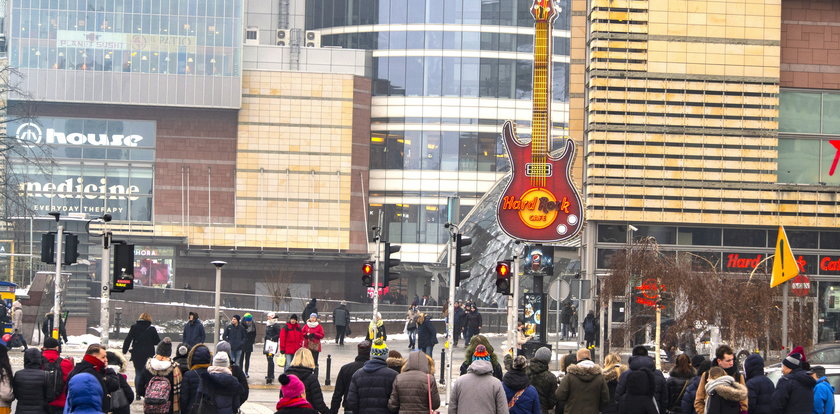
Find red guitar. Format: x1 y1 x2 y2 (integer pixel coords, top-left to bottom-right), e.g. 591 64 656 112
497 0 583 242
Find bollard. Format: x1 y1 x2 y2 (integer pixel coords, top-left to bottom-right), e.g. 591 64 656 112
439 348 446 384
325 354 332 386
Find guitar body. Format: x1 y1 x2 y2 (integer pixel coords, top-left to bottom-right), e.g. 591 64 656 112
497 120 583 242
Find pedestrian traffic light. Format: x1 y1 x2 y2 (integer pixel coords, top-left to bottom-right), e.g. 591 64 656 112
112 244 135 293
362 261 374 287
496 261 512 295
455 234 473 286
383 242 400 287
63 233 79 265
40 233 55 264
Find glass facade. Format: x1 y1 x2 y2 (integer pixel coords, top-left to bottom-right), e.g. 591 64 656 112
778 89 840 185
306 0 572 247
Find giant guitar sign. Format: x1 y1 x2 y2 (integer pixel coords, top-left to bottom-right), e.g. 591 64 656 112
497 0 583 242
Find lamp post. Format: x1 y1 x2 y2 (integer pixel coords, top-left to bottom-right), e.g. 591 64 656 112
98 214 112 346
211 261 226 352
48 212 63 342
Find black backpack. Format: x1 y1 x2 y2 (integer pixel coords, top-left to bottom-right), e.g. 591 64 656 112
42 357 65 402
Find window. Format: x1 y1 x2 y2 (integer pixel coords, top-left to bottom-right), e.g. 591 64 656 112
598 224 627 243
779 91 821 133
677 227 721 246
777 138 820 184
723 229 766 247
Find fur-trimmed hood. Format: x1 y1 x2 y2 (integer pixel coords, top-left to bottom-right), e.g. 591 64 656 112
188 344 212 368
387 356 405 371
145 356 177 376
567 360 603 382
106 350 129 373
706 376 748 402
603 364 626 382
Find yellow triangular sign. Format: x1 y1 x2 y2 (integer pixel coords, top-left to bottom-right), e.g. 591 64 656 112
770 226 799 287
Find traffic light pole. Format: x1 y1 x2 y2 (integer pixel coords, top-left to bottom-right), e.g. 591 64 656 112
52 221 63 342
445 228 457 405
99 232 111 346
372 211 383 319
508 247 521 355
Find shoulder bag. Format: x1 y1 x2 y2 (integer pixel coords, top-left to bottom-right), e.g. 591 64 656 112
426 374 440 414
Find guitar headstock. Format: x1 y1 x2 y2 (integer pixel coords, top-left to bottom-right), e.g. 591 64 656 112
531 0 560 22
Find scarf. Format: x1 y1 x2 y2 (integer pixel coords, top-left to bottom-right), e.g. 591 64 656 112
306 321 319 329
83 354 105 371
190 363 210 371
704 375 734 414
276 396 313 410
171 360 182 413
368 319 384 340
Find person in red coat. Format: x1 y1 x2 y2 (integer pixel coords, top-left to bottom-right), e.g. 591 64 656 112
42 337 75 413
280 314 304 372
301 313 325 369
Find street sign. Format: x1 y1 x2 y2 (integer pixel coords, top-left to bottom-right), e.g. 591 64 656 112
771 225 799 287
791 274 811 297
548 278 570 301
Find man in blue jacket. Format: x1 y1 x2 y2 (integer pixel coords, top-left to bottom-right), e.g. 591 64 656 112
744 353 774 414
811 365 835 414
182 312 205 349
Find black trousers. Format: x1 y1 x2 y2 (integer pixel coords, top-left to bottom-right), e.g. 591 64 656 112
335 325 346 344
265 354 275 380
243 350 252 374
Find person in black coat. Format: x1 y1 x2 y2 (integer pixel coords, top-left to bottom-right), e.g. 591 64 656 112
241 313 257 376
682 359 712 414
346 339 398 414
771 353 816 414
41 312 68 345
265 313 282 384
416 313 438 357
283 349 329 414
13 348 49 414
615 346 668 411
122 312 161 387
665 354 695 413
216 341 250 405
105 350 135 414
201 352 245 414
222 315 247 366
330 341 371 414
180 344 212 412
452 302 465 347
744 353 774 414
463 305 482 344
182 311 206 349
67 344 122 413
302 299 318 324
619 368 659 414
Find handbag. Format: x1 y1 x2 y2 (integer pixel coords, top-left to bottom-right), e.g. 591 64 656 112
426 374 440 414
274 353 286 367
110 388 130 410
307 338 319 352
264 339 278 355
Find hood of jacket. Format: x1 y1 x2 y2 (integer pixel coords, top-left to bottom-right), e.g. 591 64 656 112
363 357 390 373
387 356 405 371
134 319 152 329
628 355 655 371
285 365 314 381
188 344 212 368
67 373 103 411
467 359 493 376
625 368 654 396
527 358 550 376
503 369 530 391
707 376 748 402
201 371 241 395
567 360 603 382
11 301 20 311
403 351 429 373
744 353 765 380
23 348 42 368
786 368 818 388
146 356 176 375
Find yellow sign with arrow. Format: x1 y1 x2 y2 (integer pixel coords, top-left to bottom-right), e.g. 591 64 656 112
770 225 799 288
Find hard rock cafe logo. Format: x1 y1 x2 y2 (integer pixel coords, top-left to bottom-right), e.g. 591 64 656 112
14 122 144 147
501 188 576 230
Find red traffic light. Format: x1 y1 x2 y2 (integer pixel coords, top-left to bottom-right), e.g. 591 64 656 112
362 262 373 275
496 261 510 276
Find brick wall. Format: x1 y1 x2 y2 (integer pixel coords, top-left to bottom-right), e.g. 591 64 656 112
781 0 840 89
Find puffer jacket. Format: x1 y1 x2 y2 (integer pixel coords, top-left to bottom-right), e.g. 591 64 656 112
503 368 540 414
526 358 557 414
665 367 695 413
615 355 667 410
705 376 748 414
182 314 206 349
388 351 440 414
43 349 74 409
682 374 703 414
555 360 610 414
619 368 659 414
417 315 438 349
65 373 103 414
13 348 49 414
283 365 329 414
199 367 245 414
280 322 305 355
743 354 773 414
346 358 399 414
222 322 246 352
771 368 816 414
449 360 508 414
137 356 179 413
180 344 212 412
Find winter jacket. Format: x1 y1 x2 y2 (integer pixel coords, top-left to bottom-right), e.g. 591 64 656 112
223 322 246 352
332 306 350 327
243 320 257 352
367 320 387 342
682 375 703 414
122 319 160 362
13 348 50 414
705 375 748 414
555 360 609 414
449 360 508 414
43 348 74 408
137 357 180 414
346 358 399 414
303 300 318 321
526 358 557 414
330 354 368 414
744 353 774 414
109 368 134 414
465 311 482 334
665 367 695 413
182 315 206 349
618 368 659 414
388 351 441 414
813 376 835 414
387 356 405 374
64 373 103 414
453 306 465 329
199 367 244 414
12 301 22 331
417 316 438 349
231 363 250 403
601 364 626 414
459 360 504 381
284 365 329 414
302 322 325 353
280 322 305 355
695 362 747 413
615 355 667 411
772 368 816 414
66 359 121 412
276 404 320 414
180 344 212 412
503 368 540 414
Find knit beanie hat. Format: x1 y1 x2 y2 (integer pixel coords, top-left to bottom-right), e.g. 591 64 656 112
473 345 491 361
790 346 807 362
533 347 552 363
691 355 707 369
243 313 253 322
512 355 528 370
176 343 189 357
783 353 802 370
43 337 60 349
310 313 318 319
371 339 389 360
278 374 306 399
216 341 232 355
267 312 277 320
290 314 299 321
213 351 230 368
357 340 372 356
156 337 172 357
232 315 241 322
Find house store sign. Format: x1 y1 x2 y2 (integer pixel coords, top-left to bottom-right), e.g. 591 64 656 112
14 121 146 147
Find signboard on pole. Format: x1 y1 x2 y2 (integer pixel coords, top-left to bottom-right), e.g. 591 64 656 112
791 274 811 297
771 226 799 287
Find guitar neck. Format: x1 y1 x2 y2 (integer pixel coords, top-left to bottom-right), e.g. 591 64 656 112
531 21 551 162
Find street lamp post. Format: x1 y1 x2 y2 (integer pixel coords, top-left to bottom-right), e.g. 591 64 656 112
211 261 226 352
48 212 63 342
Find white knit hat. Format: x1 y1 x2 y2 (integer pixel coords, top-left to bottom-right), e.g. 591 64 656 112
213 351 230 368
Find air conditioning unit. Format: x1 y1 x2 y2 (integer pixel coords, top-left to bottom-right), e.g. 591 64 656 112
304 30 321 48
245 27 259 45
276 29 291 46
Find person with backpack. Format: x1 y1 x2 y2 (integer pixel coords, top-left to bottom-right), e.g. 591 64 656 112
64 373 103 414
41 337 73 413
122 313 161 388
241 313 257 377
665 354 695 413
280 314 304 372
196 352 245 414
137 337 182 414
265 313 282 385
66 344 121 413
179 344 211 412
284 348 329 414
276 374 319 414
583 311 597 349
13 348 49 414
105 350 134 414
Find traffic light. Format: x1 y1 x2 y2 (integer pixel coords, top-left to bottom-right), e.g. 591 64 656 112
454 234 472 286
62 233 79 265
383 242 400 287
496 260 512 295
362 261 374 287
40 233 55 264
112 244 135 292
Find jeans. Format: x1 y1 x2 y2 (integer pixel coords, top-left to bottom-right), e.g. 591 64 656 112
423 345 435 357
242 350 252 373
336 325 346 345
231 350 243 366
132 359 146 393
408 329 417 349
284 353 293 371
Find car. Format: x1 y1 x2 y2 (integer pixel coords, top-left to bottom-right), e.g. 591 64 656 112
767 364 840 413
768 344 840 368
